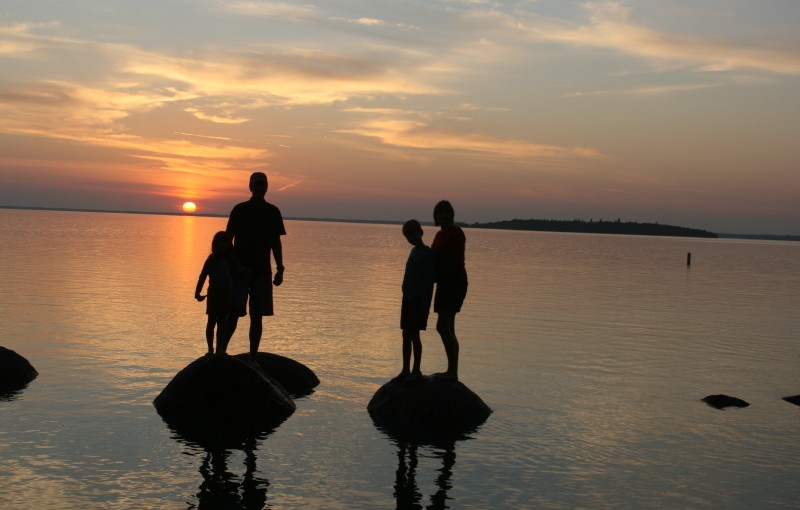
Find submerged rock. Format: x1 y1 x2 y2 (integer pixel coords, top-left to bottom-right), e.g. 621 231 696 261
0 346 38 389
782 395 800 406
702 394 750 409
233 352 319 397
153 355 295 432
368 376 492 437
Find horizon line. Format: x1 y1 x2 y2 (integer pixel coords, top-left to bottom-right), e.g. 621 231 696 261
1 204 798 240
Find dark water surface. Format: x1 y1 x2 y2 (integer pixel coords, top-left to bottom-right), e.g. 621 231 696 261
1 209 798 509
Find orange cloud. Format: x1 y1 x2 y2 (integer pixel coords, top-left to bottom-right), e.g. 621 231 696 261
339 117 601 160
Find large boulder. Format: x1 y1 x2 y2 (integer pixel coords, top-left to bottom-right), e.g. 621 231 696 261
702 394 750 409
368 376 492 438
0 346 38 391
153 355 295 438
233 352 319 397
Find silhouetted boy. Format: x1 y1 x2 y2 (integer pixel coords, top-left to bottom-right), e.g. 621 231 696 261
395 220 435 381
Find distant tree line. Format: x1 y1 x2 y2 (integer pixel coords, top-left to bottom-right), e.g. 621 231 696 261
466 218 718 238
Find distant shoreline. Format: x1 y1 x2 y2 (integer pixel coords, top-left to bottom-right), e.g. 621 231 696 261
1 205 798 241
468 218 718 239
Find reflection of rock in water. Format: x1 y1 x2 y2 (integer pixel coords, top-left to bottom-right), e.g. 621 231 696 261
233 352 319 397
0 346 38 399
153 355 295 444
368 376 491 439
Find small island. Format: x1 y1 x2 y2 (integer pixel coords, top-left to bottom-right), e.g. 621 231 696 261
467 218 718 238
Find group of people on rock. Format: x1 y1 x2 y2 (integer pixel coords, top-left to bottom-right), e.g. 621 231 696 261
195 171 467 381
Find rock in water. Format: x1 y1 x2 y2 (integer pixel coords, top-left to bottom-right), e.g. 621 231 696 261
702 394 750 409
368 376 492 437
782 395 800 406
0 346 38 388
233 352 319 397
153 355 295 431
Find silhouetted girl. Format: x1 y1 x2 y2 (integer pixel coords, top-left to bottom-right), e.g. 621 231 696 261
431 200 467 381
195 231 238 355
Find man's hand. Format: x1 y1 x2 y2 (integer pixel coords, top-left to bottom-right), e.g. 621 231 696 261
195 293 206 302
273 266 284 286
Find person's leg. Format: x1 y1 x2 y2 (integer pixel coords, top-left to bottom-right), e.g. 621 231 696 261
214 314 228 354
248 312 262 361
225 277 249 355
396 329 412 378
436 310 459 380
219 315 236 354
205 316 215 355
247 273 273 361
410 330 422 377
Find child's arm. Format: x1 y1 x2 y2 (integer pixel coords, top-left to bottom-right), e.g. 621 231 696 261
195 261 209 301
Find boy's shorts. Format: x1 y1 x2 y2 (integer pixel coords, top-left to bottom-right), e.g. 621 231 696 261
232 273 274 317
401 297 430 331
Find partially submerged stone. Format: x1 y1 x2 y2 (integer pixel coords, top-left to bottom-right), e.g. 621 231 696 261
233 352 319 397
153 355 295 435
0 346 38 391
782 395 800 406
368 376 492 438
702 394 750 409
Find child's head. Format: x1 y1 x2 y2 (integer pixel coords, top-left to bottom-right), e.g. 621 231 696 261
402 219 423 245
211 231 231 254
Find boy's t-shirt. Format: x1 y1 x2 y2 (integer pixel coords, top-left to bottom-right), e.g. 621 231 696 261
403 246 435 304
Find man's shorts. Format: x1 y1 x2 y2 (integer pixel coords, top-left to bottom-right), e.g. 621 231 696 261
433 282 468 314
232 273 274 317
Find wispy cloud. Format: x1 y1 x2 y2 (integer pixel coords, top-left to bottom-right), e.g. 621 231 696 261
533 2 800 75
340 117 600 160
174 132 241 142
564 82 723 97
0 22 62 57
184 108 251 124
221 1 318 21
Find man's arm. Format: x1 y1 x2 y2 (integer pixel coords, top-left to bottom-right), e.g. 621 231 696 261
225 207 236 237
272 236 284 286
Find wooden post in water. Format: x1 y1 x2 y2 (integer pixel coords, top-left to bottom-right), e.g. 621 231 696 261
687 252 692 266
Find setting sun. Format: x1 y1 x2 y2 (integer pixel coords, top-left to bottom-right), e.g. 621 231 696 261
182 202 197 213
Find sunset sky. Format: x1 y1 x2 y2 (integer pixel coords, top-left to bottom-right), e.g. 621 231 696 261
1 1 798 234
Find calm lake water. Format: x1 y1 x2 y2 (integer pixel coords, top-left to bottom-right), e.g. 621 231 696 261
1 208 798 509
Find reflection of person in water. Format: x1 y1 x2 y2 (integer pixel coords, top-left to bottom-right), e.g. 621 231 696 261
431 200 468 381
225 171 286 362
195 437 268 509
393 439 457 510
394 441 422 509
195 231 238 355
395 220 435 381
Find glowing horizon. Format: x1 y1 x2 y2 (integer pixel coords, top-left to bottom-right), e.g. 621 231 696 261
1 2 799 234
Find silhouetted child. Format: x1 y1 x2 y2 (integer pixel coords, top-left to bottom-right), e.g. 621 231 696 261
195 231 238 355
395 220 435 381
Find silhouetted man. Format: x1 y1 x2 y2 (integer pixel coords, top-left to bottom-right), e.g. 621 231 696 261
224 171 286 361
